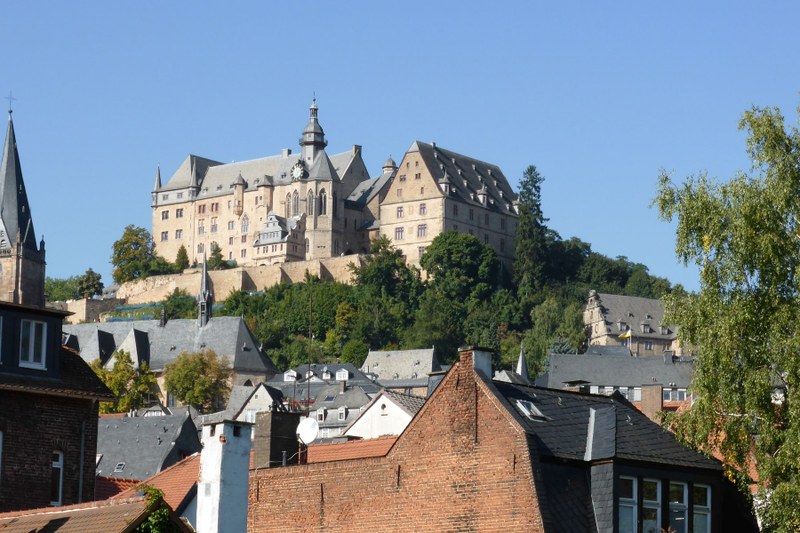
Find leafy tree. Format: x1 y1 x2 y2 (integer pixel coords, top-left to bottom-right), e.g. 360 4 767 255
421 231 499 302
134 486 184 533
45 276 80 301
163 349 232 412
174 245 190 271
111 225 157 284
654 103 800 530
161 288 196 320
90 350 157 414
76 268 104 298
349 235 422 303
514 165 550 298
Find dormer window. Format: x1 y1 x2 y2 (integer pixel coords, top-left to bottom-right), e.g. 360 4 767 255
337 406 347 421
316 408 326 422
322 369 332 380
336 369 349 381
284 370 297 382
20 319 47 369
514 399 545 420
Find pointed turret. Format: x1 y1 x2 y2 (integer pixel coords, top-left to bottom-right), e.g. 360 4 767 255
0 111 45 306
153 164 162 191
516 346 531 384
197 254 212 327
0 111 38 253
300 98 328 164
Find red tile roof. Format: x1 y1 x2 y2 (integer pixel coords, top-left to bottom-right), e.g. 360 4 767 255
94 476 139 500
306 436 397 463
0 496 192 532
112 453 200 514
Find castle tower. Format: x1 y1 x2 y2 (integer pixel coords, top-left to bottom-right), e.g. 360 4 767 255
299 98 327 164
0 111 45 307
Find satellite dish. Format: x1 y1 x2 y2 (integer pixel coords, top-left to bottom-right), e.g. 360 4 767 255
296 417 319 445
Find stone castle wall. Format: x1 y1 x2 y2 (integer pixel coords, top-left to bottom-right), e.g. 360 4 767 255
117 254 364 304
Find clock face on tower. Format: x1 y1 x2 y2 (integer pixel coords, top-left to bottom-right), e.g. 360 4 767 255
291 162 304 180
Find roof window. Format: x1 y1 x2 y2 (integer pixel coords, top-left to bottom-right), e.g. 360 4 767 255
514 399 546 420
113 462 126 473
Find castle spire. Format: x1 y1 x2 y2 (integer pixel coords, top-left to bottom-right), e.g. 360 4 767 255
154 164 162 191
300 98 327 164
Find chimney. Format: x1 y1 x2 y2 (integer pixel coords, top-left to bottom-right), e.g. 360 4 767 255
252 412 301 469
339 380 346 394
640 384 663 422
459 346 493 379
197 420 252 533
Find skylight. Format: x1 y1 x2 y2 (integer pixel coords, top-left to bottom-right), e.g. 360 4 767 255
515 399 545 420
113 462 126 473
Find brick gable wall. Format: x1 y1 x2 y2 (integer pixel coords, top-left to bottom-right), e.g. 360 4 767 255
248 350 546 532
0 390 99 511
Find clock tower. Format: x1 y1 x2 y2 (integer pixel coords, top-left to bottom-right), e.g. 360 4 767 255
300 98 328 165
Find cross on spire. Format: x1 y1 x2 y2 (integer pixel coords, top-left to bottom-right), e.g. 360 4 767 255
4 92 16 114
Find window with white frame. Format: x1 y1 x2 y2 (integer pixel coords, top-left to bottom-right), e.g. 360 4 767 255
618 476 637 533
642 479 661 533
175 229 183 240
338 406 347 421
160 231 168 241
316 408 326 422
336 369 349 381
20 319 46 369
50 451 64 506
176 208 184 218
396 206 404 218
693 484 711 533
668 481 688 533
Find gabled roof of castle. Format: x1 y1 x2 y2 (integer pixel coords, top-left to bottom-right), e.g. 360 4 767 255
537 352 694 389
409 140 518 214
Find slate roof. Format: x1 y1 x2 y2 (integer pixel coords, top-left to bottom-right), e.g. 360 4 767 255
411 140 518 214
307 435 397 463
160 147 357 196
96 412 202 480
0 496 192 533
0 346 113 401
63 316 279 375
346 167 394 208
536 353 694 389
202 383 285 424
489 380 721 471
112 453 200 515
342 389 426 436
591 292 676 340
361 348 441 382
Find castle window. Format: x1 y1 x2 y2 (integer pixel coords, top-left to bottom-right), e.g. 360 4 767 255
399 174 406 182
417 224 427 238
20 319 47 369
415 172 421 179
419 203 427 215
198 204 206 214
396 188 403 197
241 235 247 243
197 243 204 253
420 187 424 194
211 203 219 212
50 451 64 506
418 246 426 258
292 192 299 217
397 206 404 219
210 218 218 233
319 189 327 215
177 192 183 199
453 204 459 217
500 218 506 230
228 237 234 245
395 227 405 240
197 222 205 235
241 216 249 233
161 210 169 220
162 194 169 201
175 229 183 240
176 208 184 218
307 191 314 216
485 213 489 225
160 231 168 241
469 209 474 221
241 249 246 258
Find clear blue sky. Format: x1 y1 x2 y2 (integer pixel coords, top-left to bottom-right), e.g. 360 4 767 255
2 2 799 292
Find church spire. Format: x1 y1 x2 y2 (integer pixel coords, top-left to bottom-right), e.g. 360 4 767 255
0 110 45 306
516 345 531 384
197 253 212 327
0 110 38 253
300 98 327 164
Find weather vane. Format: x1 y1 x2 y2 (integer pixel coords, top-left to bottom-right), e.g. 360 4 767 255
4 91 16 113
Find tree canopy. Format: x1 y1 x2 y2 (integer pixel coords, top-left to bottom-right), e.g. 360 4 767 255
655 103 800 530
111 225 181 284
90 350 157 414
163 349 232 412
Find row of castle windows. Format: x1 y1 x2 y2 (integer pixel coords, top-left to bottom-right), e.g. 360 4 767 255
451 204 506 230
394 187 425 197
396 203 427 218
393 225 428 240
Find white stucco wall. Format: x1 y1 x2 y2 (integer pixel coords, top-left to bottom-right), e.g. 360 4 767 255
344 396 413 439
